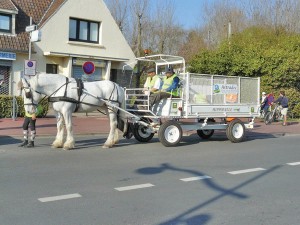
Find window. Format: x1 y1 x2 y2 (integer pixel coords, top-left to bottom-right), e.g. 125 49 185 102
0 13 12 33
69 18 99 43
46 64 58 74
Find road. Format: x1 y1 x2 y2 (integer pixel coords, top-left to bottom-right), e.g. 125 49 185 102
0 134 299 225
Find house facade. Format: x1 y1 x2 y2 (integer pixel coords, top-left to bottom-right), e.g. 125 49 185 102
0 0 135 96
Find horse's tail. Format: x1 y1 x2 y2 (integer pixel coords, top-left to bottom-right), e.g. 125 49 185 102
116 85 133 138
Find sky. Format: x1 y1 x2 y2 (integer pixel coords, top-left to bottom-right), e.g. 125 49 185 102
150 0 209 29
104 0 215 30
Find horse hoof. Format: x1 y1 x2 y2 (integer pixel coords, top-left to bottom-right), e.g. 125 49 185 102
102 145 111 149
63 145 74 150
52 141 63 148
51 144 63 148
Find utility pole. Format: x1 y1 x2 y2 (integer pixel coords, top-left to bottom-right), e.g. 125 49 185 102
228 21 232 40
28 17 32 60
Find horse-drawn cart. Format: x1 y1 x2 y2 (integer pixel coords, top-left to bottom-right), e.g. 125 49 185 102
123 55 261 147
20 54 260 149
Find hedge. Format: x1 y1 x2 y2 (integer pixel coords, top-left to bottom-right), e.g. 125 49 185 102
0 95 49 118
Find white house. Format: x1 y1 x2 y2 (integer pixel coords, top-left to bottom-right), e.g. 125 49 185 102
0 0 135 96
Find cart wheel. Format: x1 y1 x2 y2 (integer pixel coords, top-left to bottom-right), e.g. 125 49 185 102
226 119 245 143
197 129 214 139
158 120 182 147
133 124 154 142
264 112 273 125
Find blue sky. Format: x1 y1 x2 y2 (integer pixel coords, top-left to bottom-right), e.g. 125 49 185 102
172 0 205 29
150 0 209 29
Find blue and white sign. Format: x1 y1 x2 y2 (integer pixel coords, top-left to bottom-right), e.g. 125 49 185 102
24 60 37 76
0 51 16 60
213 84 238 94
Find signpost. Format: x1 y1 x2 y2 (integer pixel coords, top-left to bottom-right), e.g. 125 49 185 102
25 25 37 32
24 60 37 76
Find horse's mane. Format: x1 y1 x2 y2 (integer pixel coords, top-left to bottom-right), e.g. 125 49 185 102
33 73 67 86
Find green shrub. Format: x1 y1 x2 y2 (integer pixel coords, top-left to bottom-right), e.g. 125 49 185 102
0 95 49 118
285 88 300 118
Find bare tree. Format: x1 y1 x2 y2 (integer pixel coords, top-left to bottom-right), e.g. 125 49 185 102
178 30 207 63
242 0 300 33
201 0 247 47
142 0 185 55
130 0 149 57
105 0 129 32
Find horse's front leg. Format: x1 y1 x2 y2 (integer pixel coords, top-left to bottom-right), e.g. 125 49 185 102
52 112 64 148
62 111 75 150
103 108 118 148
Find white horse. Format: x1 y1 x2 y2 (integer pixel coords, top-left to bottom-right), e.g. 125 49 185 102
21 73 128 150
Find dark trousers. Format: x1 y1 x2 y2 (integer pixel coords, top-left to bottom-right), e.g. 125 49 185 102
149 92 175 107
23 116 36 131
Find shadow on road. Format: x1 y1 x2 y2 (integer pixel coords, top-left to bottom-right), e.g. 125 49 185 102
0 136 22 145
136 163 281 225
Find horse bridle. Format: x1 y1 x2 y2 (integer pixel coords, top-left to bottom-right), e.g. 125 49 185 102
22 76 70 105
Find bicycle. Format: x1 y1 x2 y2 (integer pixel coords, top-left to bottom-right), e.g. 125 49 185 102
264 103 282 125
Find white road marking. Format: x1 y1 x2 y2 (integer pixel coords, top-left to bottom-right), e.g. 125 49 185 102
180 175 212 182
38 193 82 202
228 168 266 175
114 183 155 191
287 162 300 166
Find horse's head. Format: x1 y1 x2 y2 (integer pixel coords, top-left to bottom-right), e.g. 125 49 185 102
19 76 41 113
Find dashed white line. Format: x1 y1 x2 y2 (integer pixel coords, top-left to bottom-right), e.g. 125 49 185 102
115 183 155 191
180 175 212 182
228 168 266 175
38 193 82 202
287 162 300 166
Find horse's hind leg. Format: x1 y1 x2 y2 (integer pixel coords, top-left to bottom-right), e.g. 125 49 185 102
52 112 64 148
113 129 119 145
103 108 118 148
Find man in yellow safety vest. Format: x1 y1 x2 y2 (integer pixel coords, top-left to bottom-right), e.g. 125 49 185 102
148 67 180 107
143 68 162 95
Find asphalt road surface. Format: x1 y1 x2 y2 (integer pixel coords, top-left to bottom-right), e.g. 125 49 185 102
0 134 299 225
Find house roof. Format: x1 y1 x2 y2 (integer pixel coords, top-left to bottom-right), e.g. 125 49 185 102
0 0 65 53
0 0 18 12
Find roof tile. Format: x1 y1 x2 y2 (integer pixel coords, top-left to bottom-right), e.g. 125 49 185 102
0 0 18 11
0 0 65 53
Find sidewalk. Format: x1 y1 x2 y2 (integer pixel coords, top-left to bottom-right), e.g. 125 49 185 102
0 111 109 137
0 112 300 138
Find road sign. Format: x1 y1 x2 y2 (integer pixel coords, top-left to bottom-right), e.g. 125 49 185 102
24 60 37 76
25 25 37 32
82 61 95 75
30 30 42 42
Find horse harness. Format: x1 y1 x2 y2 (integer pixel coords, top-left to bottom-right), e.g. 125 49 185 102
47 78 121 113
48 77 84 112
23 76 122 114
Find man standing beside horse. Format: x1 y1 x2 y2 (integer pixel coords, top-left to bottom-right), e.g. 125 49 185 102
18 82 37 148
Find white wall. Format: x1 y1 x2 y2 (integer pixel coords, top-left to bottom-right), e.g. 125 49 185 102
36 0 135 61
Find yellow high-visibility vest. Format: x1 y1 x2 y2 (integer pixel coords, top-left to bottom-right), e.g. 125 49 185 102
144 75 159 92
162 74 179 96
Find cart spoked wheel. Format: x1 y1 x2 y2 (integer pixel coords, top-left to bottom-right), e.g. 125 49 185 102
197 129 215 139
133 123 154 142
264 112 273 125
158 120 182 147
226 119 245 143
